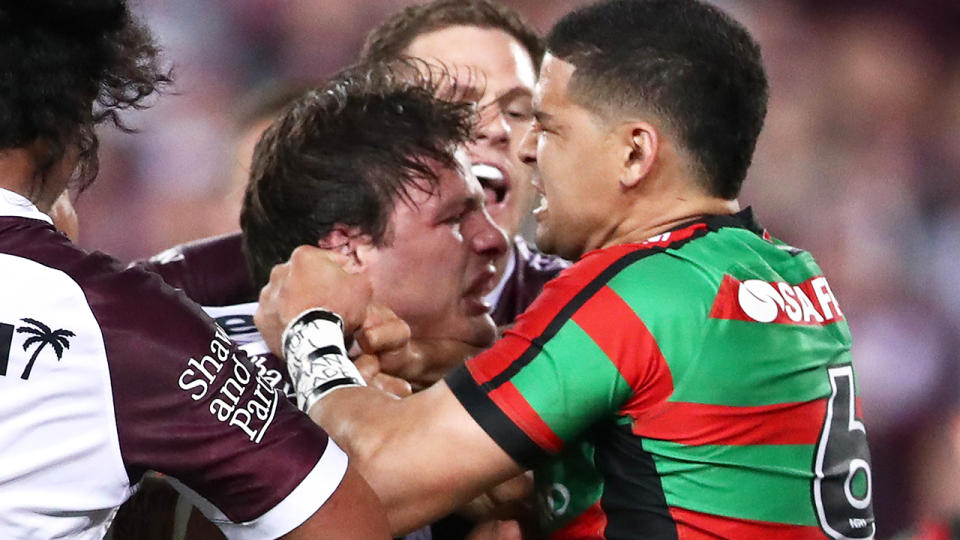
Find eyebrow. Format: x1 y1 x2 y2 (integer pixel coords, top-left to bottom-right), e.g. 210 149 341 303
533 110 557 125
436 187 484 218
492 87 533 105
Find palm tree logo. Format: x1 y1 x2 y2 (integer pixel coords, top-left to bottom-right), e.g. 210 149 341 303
17 318 75 380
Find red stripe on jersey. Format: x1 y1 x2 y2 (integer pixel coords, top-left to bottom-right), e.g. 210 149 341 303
489 382 564 453
634 399 828 446
710 274 844 326
465 333 535 387
467 222 707 386
670 506 824 539
549 500 608 540
571 285 674 418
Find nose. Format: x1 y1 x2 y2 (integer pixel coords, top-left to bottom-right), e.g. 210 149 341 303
518 125 537 166
475 105 510 150
468 210 509 260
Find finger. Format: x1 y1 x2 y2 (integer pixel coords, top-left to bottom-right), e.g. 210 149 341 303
353 354 381 382
496 521 522 540
356 318 411 355
361 304 400 328
371 373 412 398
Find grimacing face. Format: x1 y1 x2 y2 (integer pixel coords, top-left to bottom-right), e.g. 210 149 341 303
404 25 538 243
520 54 628 261
361 151 508 348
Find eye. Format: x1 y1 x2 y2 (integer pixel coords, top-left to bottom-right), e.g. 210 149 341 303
441 209 468 226
505 108 533 121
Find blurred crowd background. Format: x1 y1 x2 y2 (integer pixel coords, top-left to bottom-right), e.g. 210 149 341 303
75 0 960 536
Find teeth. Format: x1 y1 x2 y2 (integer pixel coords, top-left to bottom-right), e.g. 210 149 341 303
471 164 504 182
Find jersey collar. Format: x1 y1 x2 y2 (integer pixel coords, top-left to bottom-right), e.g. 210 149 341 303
0 187 54 225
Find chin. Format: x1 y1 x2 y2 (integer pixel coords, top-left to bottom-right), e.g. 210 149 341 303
464 315 498 348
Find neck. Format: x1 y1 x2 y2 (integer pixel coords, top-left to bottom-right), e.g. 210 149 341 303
598 194 740 250
0 147 62 213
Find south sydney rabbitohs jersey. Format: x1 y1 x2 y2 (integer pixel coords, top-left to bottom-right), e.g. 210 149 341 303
447 209 875 539
0 189 347 539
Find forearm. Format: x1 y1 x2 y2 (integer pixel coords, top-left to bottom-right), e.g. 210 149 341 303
307 384 521 535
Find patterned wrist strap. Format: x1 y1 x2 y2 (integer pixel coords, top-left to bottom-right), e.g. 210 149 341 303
281 308 366 413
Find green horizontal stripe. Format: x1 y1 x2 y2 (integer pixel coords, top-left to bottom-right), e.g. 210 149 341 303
644 439 818 526
605 232 854 407
669 321 853 406
511 320 630 443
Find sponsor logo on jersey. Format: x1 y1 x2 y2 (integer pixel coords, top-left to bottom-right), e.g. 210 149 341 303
0 318 75 380
709 274 844 325
176 325 279 443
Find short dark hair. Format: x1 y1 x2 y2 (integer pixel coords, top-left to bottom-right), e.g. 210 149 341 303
362 0 544 71
241 63 475 289
547 0 768 199
0 0 170 195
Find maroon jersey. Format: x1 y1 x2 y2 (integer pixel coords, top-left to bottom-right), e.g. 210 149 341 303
136 232 257 307
488 236 570 328
0 191 347 539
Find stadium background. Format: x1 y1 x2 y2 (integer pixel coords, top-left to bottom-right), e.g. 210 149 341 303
74 0 960 535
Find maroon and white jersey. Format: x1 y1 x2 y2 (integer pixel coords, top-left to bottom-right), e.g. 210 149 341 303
485 236 570 328
0 189 347 539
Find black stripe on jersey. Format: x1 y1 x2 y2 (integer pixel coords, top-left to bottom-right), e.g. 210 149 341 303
594 422 678 539
446 367 545 469
484 227 710 392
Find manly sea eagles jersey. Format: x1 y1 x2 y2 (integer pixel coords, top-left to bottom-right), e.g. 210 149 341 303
0 189 348 540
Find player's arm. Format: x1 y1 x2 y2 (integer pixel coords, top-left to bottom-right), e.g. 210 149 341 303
281 465 390 539
256 247 526 534
306 380 523 535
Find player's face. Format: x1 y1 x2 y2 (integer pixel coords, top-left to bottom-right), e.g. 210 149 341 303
405 25 538 241
363 151 507 347
520 54 626 260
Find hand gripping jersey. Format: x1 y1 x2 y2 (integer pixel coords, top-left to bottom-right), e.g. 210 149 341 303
0 189 347 539
446 209 875 539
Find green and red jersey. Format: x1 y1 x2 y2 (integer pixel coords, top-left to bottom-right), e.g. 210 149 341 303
447 209 875 539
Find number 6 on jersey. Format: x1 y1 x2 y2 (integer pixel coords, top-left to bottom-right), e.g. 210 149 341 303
813 365 875 539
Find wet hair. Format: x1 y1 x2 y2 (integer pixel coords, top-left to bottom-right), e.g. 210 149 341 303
362 0 544 70
0 0 171 195
241 62 475 289
547 0 768 199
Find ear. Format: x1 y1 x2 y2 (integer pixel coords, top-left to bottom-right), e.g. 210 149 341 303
317 224 374 273
616 122 659 190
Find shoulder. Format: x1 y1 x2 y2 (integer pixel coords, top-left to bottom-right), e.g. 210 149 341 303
135 232 256 306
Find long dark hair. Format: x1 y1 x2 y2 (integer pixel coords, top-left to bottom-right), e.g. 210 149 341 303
0 0 171 197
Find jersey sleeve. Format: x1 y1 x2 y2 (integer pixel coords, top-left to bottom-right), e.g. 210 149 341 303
134 232 257 307
446 246 674 469
90 264 343 538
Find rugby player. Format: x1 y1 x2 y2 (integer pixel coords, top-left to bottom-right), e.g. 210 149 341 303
361 0 569 328
257 0 877 538
0 1 389 538
139 0 568 341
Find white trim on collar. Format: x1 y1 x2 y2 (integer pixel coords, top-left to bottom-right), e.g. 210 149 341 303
0 187 53 225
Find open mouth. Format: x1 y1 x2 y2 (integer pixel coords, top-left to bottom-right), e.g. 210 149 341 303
472 163 508 205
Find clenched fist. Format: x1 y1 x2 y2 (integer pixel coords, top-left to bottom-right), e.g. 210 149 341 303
255 246 372 355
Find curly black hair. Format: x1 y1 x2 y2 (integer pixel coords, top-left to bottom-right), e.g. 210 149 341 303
0 0 171 197
241 61 476 289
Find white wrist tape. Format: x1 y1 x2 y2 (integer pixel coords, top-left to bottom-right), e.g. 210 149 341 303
281 308 366 413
